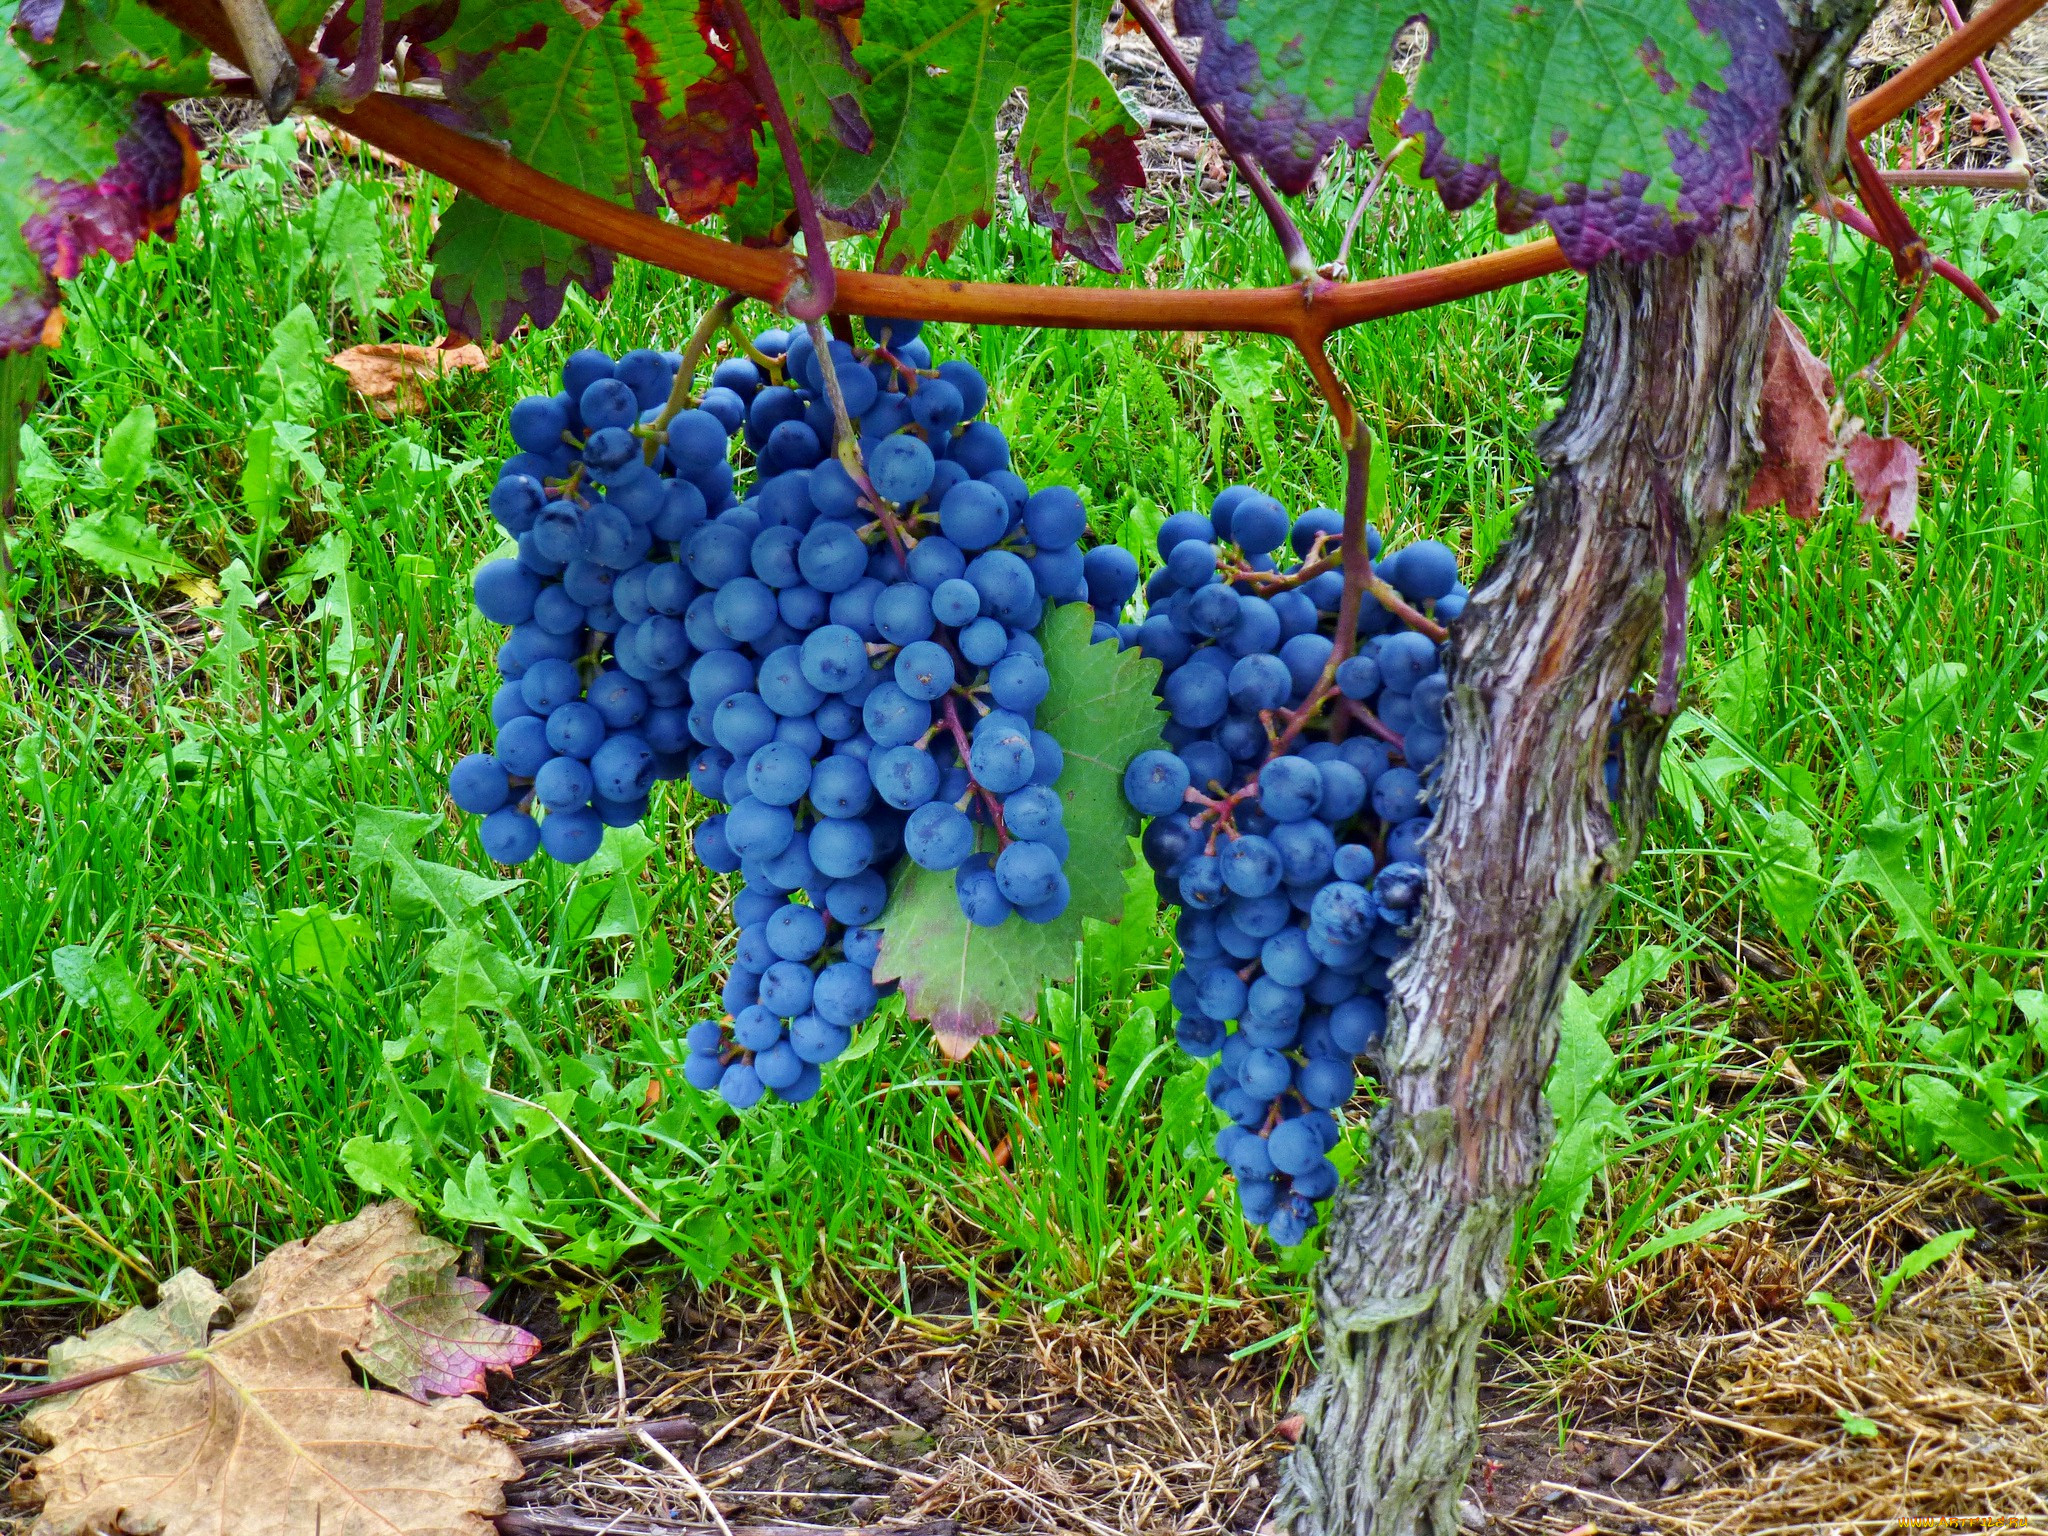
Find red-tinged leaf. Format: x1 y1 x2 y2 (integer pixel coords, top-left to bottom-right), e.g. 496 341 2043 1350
1844 432 1921 541
1745 308 1836 522
0 46 198 355
222 1203 540 1404
622 0 760 221
362 1274 542 1401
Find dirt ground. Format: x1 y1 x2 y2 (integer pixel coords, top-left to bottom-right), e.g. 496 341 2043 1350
8 1167 2047 1535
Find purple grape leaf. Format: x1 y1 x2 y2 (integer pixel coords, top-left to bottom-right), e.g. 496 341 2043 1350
1171 0 1792 267
0 38 198 355
360 1274 543 1401
873 604 1164 1053
803 0 1011 270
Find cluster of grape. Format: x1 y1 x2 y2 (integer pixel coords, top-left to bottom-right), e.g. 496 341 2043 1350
449 314 1101 1110
1115 488 1465 1247
448 343 734 864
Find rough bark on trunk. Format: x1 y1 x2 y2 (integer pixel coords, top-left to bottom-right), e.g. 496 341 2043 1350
1278 8 1883 1534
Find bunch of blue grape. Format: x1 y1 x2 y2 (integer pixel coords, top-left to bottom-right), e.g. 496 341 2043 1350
1114 487 1466 1247
450 315 1100 1109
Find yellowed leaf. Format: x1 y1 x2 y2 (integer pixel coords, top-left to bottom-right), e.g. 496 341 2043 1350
330 340 488 419
16 1204 529 1536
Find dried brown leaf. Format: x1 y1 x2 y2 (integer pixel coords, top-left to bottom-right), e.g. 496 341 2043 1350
330 340 488 419
17 1204 529 1536
1843 432 1921 541
1745 309 1837 522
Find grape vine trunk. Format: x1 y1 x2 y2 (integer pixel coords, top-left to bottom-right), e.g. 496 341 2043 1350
1278 5 1883 1533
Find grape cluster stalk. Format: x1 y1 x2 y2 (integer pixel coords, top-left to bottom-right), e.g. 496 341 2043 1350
1113 492 1466 1247
450 312 1109 1109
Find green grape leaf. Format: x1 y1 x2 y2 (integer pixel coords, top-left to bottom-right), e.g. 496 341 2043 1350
1169 0 1793 266
0 37 198 354
808 0 1010 269
874 603 1165 1056
430 4 651 339
1007 0 1146 269
11 0 210 91
793 0 1145 271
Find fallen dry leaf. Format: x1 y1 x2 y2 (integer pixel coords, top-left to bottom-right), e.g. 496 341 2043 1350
1843 432 1921 541
331 340 488 418
16 1203 535 1536
1745 308 1837 522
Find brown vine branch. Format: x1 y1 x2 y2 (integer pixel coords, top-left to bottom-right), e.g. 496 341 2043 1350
1934 0 2027 163
1848 0 2044 136
1120 0 1320 283
718 0 835 320
144 0 1569 347
142 0 2038 345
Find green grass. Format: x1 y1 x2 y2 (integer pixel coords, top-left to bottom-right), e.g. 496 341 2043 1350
1 119 2043 1353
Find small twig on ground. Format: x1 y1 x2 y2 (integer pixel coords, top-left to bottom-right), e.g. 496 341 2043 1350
517 1416 704 1464
638 1428 735 1536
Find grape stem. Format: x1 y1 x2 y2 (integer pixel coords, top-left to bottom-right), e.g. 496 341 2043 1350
1326 135 1421 280
726 321 783 379
864 340 924 391
1118 0 1321 284
1337 698 1406 751
939 693 1012 848
1223 532 1338 593
717 0 836 321
648 292 745 463
804 317 917 559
